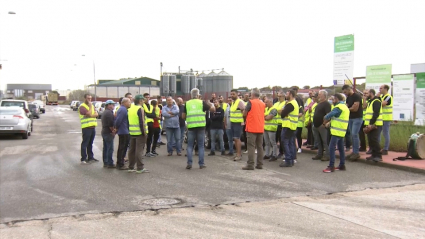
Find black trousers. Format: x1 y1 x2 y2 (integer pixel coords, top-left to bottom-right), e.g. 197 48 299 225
242 125 247 151
146 123 154 153
117 134 130 167
296 127 302 149
276 125 284 154
359 121 367 150
306 124 314 146
151 127 160 152
367 126 382 158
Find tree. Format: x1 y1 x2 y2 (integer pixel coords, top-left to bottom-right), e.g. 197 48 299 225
68 90 91 101
303 85 310 89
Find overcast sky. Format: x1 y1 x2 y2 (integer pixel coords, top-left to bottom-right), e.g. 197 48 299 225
0 0 424 91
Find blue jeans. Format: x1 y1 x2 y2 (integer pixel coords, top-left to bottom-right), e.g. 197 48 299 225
166 127 181 153
226 129 234 154
187 128 205 166
379 121 390 150
158 121 163 143
329 135 345 167
81 128 96 161
102 133 115 165
210 129 224 153
281 127 296 163
348 118 363 154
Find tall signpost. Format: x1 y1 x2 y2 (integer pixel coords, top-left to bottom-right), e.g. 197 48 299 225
333 34 354 86
415 72 425 125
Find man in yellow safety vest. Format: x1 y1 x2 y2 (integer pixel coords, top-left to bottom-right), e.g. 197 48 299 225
379 84 392 155
78 93 99 164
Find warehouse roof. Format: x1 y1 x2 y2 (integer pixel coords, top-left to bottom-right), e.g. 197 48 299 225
96 77 159 86
7 84 52 90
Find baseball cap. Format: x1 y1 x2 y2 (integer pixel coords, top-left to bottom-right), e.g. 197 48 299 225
105 100 115 105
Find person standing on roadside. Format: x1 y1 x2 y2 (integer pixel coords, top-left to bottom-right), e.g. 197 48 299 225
114 97 131 170
263 97 278 162
379 84 392 155
156 95 166 147
242 88 265 170
162 96 181 156
128 95 150 174
279 90 299 167
359 90 369 152
303 90 315 147
311 90 331 161
341 84 363 162
273 91 287 158
101 100 117 168
183 88 215 169
79 94 99 164
150 100 161 156
177 98 186 151
230 89 246 161
224 96 234 156
322 93 350 173
364 89 383 162
125 93 133 103
209 99 225 156
142 93 158 157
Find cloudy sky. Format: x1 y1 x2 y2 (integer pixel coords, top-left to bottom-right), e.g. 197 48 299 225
0 0 424 91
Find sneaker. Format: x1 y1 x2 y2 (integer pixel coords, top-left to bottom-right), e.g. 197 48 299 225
255 165 263 169
145 153 154 157
348 153 360 161
88 158 99 163
128 169 136 173
221 151 226 155
243 150 248 154
200 165 207 169
279 162 292 167
208 152 215 156
312 155 322 160
294 159 297 163
107 164 116 168
263 155 270 160
118 166 129 170
269 156 277 162
136 168 150 173
335 165 346 171
297 148 302 153
381 150 388 155
366 156 374 161
177 153 182 156
233 156 242 161
186 165 192 169
242 165 254 170
81 160 90 165
373 157 383 162
151 151 159 156
323 166 335 173
320 156 330 161
159 142 166 145
277 153 283 159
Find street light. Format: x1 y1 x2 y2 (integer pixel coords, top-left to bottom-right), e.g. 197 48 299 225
82 55 97 101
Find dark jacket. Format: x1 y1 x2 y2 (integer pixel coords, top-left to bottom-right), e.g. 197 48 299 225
210 107 224 129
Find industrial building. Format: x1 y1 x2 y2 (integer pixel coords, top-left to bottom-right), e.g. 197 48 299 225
87 76 160 101
160 68 233 100
5 84 52 100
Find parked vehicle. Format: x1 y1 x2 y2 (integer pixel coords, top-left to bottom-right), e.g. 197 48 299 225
75 101 81 111
28 104 40 119
0 107 33 139
93 101 105 119
70 101 80 111
32 100 45 113
0 99 34 129
46 92 59 105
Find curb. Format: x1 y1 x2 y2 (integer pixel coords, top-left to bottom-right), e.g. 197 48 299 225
302 148 425 175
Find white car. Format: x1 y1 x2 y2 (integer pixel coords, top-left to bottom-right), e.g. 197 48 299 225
32 100 45 113
0 107 33 139
70 101 79 110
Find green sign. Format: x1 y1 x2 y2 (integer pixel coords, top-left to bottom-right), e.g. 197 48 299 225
417 72 425 88
366 64 392 84
334 35 354 53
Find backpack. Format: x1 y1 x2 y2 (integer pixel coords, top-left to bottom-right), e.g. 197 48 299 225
393 133 424 161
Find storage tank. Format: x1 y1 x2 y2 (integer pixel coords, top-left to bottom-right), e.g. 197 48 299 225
169 74 176 95
161 74 169 95
197 78 204 93
205 71 217 93
181 74 190 94
189 74 197 90
215 70 233 94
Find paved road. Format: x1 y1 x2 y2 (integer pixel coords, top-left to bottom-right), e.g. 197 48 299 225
1 105 425 224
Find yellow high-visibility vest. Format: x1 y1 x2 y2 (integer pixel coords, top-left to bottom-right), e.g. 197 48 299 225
79 103 97 128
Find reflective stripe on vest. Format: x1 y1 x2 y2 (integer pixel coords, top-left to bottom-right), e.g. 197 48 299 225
186 99 206 128
79 103 97 129
281 100 299 130
297 105 304 127
230 98 243 123
380 94 393 121
364 99 383 126
264 107 278 131
273 101 286 125
143 104 154 123
330 103 349 137
128 105 148 135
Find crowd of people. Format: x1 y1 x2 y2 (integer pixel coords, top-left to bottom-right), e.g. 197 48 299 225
78 83 392 173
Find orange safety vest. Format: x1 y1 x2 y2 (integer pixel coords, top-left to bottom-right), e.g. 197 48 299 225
245 99 266 133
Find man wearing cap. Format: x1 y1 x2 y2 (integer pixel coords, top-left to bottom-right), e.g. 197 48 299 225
101 100 117 168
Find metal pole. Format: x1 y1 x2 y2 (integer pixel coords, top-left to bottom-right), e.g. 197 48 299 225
93 60 97 101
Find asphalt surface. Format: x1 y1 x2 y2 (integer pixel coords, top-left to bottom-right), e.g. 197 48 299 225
1 105 425 224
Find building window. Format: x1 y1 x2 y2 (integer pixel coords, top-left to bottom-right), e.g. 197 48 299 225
135 81 141 85
28 90 33 93
151 81 157 86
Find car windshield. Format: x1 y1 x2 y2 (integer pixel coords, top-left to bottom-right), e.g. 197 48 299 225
0 109 22 115
1 101 25 108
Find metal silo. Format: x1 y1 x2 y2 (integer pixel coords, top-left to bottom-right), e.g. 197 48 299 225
181 74 190 94
189 74 197 90
206 71 217 94
161 74 169 95
169 74 176 95
216 70 233 94
197 78 204 93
